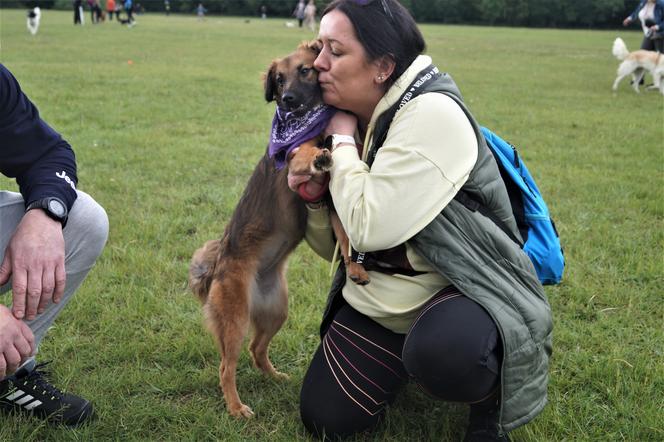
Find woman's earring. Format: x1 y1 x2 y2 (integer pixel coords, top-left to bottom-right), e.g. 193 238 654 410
377 75 384 81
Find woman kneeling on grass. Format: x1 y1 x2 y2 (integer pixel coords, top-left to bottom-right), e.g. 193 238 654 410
291 0 553 440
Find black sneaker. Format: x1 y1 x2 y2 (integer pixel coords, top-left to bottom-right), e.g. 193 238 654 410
463 397 510 442
0 362 94 426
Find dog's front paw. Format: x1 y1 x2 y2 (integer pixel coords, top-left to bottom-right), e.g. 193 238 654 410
348 262 370 285
313 148 332 172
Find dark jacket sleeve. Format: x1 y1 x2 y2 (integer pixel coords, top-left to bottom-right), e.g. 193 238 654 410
0 64 78 210
629 0 647 21
656 1 664 30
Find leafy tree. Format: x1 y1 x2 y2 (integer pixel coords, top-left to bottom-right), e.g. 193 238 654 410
23 0 648 28
22 0 55 8
480 0 508 25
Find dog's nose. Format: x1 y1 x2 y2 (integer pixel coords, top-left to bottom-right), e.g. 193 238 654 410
281 92 297 106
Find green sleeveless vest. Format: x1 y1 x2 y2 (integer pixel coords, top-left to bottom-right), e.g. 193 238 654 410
322 71 553 433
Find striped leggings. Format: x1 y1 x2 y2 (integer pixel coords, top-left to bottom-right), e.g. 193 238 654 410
300 287 503 439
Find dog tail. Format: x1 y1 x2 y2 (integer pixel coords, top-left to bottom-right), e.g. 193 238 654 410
612 38 629 61
189 239 220 303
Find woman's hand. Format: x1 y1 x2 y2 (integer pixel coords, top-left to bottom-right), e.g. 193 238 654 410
622 17 631 26
324 111 358 138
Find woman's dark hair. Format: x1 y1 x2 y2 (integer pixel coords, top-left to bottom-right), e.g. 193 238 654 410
322 0 426 84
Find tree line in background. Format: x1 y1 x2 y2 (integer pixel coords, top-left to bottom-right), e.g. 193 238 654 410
16 0 642 28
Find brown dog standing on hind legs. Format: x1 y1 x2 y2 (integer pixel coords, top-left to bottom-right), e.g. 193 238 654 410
188 41 368 419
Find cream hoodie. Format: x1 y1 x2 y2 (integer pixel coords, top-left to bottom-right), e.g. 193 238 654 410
305 55 478 333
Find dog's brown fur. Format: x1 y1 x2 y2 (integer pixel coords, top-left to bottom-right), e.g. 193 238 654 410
189 41 367 418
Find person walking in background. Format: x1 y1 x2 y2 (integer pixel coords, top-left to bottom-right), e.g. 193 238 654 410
73 0 83 24
293 0 305 27
623 0 664 53
93 0 103 23
106 0 115 20
303 0 317 31
261 4 267 19
164 0 170 16
114 0 123 21
124 0 134 25
86 0 96 23
0 64 108 426
196 3 207 21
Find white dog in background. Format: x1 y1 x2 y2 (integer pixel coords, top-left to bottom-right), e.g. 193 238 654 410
27 7 41 36
612 37 664 95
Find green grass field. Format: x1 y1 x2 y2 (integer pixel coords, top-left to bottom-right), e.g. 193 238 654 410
0 8 662 441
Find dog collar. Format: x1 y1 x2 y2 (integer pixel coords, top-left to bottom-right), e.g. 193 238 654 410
268 104 336 169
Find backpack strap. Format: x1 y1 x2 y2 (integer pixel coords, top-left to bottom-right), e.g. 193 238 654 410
454 188 523 246
367 65 524 247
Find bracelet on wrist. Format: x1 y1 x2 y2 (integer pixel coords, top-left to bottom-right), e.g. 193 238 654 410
324 134 356 152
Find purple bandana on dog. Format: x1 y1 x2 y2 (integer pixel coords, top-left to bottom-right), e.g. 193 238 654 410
268 104 336 169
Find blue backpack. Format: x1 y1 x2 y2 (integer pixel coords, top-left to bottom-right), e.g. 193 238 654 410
477 127 565 285
368 66 565 285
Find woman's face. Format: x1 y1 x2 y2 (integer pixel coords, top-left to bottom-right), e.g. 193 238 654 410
314 9 385 122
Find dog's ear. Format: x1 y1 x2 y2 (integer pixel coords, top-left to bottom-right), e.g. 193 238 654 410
304 39 322 55
264 60 278 102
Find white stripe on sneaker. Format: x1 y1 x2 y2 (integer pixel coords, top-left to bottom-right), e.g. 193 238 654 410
6 390 25 401
15 395 34 405
24 400 42 410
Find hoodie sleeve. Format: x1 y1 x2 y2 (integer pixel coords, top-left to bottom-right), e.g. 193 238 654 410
655 1 664 29
304 204 337 262
0 64 78 210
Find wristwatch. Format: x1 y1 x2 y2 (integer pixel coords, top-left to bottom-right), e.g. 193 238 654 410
26 197 68 227
324 134 356 151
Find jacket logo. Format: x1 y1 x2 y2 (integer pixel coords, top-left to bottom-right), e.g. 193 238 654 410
56 170 76 190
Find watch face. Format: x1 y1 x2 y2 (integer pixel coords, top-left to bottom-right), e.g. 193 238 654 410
48 199 66 218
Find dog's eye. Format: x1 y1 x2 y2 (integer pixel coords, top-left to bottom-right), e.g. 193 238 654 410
276 75 284 86
300 67 311 76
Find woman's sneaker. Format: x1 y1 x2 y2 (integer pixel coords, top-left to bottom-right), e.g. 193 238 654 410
0 362 94 426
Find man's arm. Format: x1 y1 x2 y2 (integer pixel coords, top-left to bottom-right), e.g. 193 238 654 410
0 64 77 320
0 64 78 210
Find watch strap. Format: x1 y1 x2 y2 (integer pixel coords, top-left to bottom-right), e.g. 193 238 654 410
26 197 68 227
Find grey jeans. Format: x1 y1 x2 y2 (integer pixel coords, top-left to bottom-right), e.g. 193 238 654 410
0 190 108 376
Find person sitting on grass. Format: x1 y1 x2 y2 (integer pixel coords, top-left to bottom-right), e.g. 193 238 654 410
292 1 553 440
0 63 109 426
